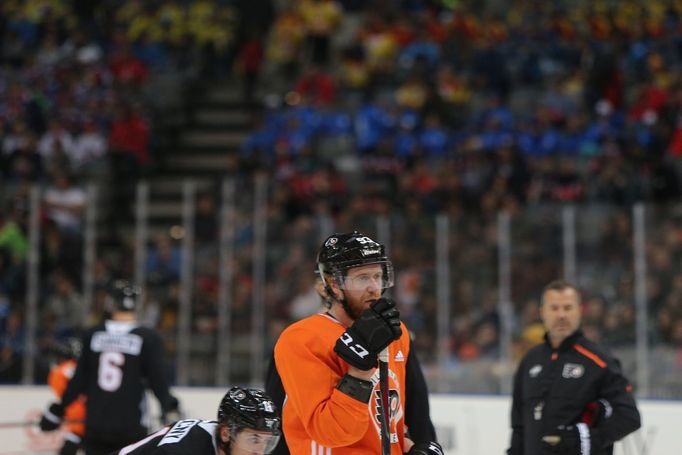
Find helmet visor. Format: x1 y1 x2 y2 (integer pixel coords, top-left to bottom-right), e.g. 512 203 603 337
335 262 395 291
232 429 281 454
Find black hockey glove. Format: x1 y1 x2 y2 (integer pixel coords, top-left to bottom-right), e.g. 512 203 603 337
334 298 402 370
162 395 183 425
59 438 80 455
407 441 444 455
580 399 612 427
39 402 65 432
542 423 600 455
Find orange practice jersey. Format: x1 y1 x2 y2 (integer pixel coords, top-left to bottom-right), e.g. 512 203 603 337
274 313 411 455
48 359 86 437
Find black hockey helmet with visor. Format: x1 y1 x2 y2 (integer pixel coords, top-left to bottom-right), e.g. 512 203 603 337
217 387 281 454
316 231 394 291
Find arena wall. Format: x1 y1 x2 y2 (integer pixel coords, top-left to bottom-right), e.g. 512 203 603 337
0 387 676 454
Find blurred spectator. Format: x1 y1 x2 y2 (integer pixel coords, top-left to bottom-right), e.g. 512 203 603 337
293 64 336 106
38 119 75 171
43 171 86 236
298 0 342 66
146 234 182 287
235 31 264 105
0 309 24 383
0 210 28 263
108 104 151 170
71 121 108 179
110 42 149 88
266 7 306 88
45 270 85 334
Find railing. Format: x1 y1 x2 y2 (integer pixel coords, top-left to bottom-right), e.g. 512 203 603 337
8 179 682 398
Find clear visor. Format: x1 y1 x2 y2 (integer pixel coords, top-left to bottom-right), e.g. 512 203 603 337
334 263 395 291
232 429 281 454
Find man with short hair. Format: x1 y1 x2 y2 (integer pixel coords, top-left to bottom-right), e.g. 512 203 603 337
507 280 641 455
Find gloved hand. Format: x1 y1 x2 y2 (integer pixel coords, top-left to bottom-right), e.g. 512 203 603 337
542 423 599 455
162 395 183 425
58 438 80 455
407 441 444 455
39 402 65 432
580 399 612 427
334 298 402 370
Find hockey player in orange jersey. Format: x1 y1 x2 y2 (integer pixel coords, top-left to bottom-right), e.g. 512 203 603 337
273 232 442 455
47 338 86 455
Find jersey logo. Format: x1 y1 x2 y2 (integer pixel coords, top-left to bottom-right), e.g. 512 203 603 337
394 350 405 362
369 369 403 443
158 419 200 445
529 364 542 378
562 363 585 379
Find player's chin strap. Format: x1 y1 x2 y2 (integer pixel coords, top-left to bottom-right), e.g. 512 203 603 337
319 266 352 314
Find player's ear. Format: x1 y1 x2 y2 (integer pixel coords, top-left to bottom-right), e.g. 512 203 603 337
220 425 230 443
329 277 344 300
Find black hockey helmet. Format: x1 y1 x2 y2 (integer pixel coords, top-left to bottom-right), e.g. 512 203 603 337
106 279 140 313
316 231 394 291
217 387 281 453
54 337 82 360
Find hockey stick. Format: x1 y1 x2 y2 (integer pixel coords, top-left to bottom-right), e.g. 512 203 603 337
0 419 84 429
379 347 390 455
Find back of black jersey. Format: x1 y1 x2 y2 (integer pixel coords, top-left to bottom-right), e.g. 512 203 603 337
117 420 217 455
64 320 175 434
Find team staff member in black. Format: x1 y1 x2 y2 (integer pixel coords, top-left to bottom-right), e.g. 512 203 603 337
115 387 281 455
507 280 641 455
40 280 180 455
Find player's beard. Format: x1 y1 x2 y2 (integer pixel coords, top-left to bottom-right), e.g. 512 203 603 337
341 295 364 321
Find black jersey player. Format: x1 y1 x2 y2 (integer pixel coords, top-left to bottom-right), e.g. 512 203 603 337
40 280 180 455
116 387 281 455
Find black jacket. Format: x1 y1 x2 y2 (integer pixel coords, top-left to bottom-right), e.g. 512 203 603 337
265 345 437 455
507 330 640 455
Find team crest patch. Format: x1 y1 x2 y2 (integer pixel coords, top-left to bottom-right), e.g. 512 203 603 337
529 364 542 378
562 363 584 379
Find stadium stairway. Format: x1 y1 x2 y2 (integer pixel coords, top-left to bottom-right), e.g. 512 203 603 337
141 80 253 238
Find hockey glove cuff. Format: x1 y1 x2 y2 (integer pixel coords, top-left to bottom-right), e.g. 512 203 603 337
162 395 183 425
407 441 444 455
580 399 612 427
40 402 65 432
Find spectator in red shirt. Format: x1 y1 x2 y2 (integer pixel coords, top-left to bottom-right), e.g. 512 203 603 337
107 104 150 224
293 64 336 106
108 104 150 167
110 43 149 88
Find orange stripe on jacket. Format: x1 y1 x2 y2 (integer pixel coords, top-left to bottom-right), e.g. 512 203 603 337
573 344 607 368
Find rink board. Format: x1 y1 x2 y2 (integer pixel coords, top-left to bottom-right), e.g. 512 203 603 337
0 387 677 455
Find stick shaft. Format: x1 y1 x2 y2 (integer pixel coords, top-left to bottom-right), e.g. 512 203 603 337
379 348 390 455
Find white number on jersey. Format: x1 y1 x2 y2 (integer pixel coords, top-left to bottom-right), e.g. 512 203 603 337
98 351 125 391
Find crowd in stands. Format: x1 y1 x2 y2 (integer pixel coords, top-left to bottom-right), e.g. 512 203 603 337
0 0 241 381
2 0 682 394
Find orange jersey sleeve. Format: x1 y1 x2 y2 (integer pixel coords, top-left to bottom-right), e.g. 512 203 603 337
274 313 411 455
48 360 86 437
